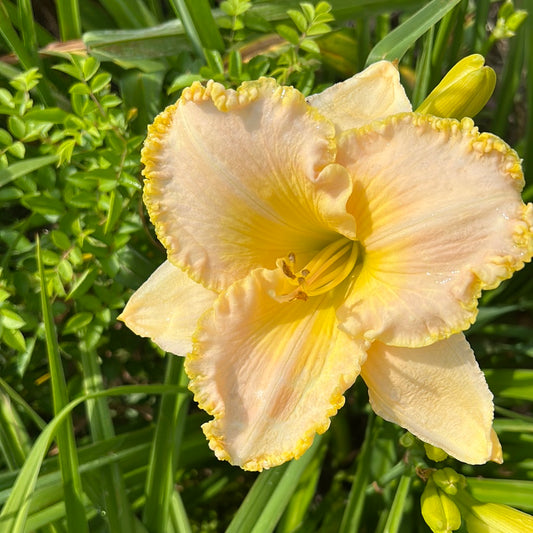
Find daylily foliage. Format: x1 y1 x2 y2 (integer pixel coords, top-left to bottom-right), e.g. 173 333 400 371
121 61 533 471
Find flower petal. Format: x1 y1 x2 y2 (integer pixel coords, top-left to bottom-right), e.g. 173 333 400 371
337 113 533 346
119 261 216 355
186 268 365 471
307 61 412 131
142 78 356 291
361 334 501 464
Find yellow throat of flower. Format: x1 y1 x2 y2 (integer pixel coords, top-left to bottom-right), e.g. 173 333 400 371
277 237 358 301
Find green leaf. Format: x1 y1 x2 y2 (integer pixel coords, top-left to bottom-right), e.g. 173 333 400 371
8 116 25 139
306 22 332 36
53 62 83 80
0 309 26 329
168 73 204 94
228 50 243 79
143 357 191 532
82 56 100 81
62 312 93 335
300 38 320 54
2 328 26 352
66 268 99 300
226 436 324 533
204 49 224 74
22 194 66 216
100 94 122 107
0 384 185 532
468 478 533 512
55 0 81 40
276 24 300 45
24 107 68 123
168 0 225 56
0 154 58 187
484 369 533 401
287 9 308 33
36 237 89 532
69 82 91 95
366 0 463 65
50 230 71 251
104 189 123 234
7 142 25 159
90 72 112 93
0 128 13 145
0 88 14 107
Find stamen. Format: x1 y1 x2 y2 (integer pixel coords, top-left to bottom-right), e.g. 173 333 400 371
278 237 358 301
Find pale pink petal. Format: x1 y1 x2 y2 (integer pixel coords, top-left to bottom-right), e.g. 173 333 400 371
361 334 501 464
186 268 365 471
142 78 356 291
307 61 411 131
119 261 216 355
337 113 532 346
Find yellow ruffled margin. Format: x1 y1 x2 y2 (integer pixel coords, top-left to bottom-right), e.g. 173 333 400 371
341 112 533 346
185 270 363 472
139 77 340 292
196 385 349 472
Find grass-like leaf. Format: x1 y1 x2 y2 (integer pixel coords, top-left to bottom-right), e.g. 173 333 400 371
168 0 225 56
36 236 89 533
0 384 185 532
226 435 324 533
55 0 82 40
366 0 462 65
143 356 191 532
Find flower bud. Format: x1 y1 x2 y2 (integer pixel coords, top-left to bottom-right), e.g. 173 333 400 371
421 477 462 533
416 55 496 119
432 467 466 496
424 443 448 462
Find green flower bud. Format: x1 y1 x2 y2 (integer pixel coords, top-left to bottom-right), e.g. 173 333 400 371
424 443 448 462
432 467 466 496
421 477 462 533
416 54 496 119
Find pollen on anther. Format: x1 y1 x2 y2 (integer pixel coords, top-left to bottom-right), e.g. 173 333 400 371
281 261 296 279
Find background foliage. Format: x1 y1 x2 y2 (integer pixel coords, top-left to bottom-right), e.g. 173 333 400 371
0 0 532 531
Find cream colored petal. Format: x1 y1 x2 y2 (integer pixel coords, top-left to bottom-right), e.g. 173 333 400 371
337 113 533 346
361 334 501 464
142 78 356 292
307 61 412 131
186 268 365 471
119 261 216 355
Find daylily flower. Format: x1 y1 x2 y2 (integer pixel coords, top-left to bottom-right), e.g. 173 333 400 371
120 61 533 471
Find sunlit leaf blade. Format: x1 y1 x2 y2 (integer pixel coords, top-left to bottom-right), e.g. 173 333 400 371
366 0 462 65
0 385 184 532
226 436 324 533
36 237 89 533
143 356 191 532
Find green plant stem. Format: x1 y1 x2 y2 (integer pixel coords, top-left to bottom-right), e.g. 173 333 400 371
382 474 412 533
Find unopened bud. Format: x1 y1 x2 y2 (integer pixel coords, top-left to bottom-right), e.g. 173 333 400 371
421 477 462 533
416 55 496 119
432 467 466 496
424 443 448 462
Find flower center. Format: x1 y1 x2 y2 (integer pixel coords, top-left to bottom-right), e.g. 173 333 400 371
277 237 358 301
